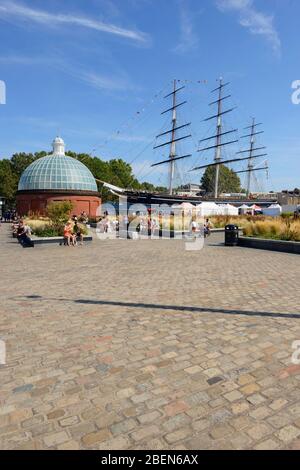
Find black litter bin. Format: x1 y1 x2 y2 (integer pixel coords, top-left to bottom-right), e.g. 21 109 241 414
225 224 239 246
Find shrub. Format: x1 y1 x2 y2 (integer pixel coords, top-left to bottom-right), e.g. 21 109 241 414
46 201 74 231
242 218 300 242
33 226 61 237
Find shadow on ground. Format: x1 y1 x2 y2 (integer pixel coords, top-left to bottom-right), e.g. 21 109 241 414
12 294 300 320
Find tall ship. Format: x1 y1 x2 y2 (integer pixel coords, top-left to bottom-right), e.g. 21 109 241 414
100 79 275 207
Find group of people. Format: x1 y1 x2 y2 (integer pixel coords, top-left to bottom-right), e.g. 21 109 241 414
191 218 212 238
2 209 18 223
62 214 88 246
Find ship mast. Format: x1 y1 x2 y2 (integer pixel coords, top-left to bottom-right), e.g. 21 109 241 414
236 118 268 196
214 78 224 198
190 78 239 198
151 79 192 195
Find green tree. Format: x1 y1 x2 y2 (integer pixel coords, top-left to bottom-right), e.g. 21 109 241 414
201 164 241 194
0 148 168 204
139 182 155 192
0 159 19 202
10 152 46 179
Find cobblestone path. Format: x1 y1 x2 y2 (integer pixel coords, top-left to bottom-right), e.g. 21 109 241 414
0 224 300 450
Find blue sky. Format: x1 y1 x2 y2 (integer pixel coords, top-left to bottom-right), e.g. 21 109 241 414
0 0 299 191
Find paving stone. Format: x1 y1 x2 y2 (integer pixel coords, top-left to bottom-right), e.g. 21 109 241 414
164 401 188 417
137 410 161 425
30 424 56 438
246 423 273 440
116 387 135 399
224 390 243 402
231 402 250 415
254 439 280 450
276 425 300 443
246 394 266 405
131 393 152 404
21 415 44 429
82 429 111 447
59 416 80 427
97 436 131 450
230 432 253 450
207 376 223 386
232 415 253 431
240 383 261 395
209 424 235 439
165 427 192 444
57 440 81 450
269 399 288 411
192 418 210 432
130 425 160 442
43 431 70 448
184 366 202 375
110 419 137 435
249 406 271 420
47 409 65 420
13 384 33 394
289 439 300 450
162 413 191 433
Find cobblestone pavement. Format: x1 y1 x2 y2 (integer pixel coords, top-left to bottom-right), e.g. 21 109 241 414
1 224 300 450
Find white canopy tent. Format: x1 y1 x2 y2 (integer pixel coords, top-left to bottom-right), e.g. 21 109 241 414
195 202 222 217
218 204 239 216
262 204 282 217
238 204 250 215
171 202 195 215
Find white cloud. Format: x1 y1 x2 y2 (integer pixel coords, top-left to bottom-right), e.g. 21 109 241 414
216 0 281 56
0 55 47 65
217 0 252 10
0 0 149 43
72 69 130 92
174 0 199 53
0 53 134 92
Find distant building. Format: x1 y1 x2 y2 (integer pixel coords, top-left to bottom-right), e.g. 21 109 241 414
278 190 300 212
176 183 203 197
16 137 101 217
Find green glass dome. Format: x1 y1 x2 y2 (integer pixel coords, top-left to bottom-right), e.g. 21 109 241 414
18 138 98 192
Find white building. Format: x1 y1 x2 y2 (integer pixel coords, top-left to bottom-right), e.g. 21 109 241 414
176 184 202 197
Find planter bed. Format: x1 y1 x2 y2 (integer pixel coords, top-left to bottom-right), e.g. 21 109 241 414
238 236 300 254
31 235 93 245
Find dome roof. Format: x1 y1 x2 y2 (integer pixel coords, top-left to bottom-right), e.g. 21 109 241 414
18 137 98 193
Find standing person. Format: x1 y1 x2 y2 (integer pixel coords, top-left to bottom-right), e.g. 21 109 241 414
191 217 198 238
204 218 212 238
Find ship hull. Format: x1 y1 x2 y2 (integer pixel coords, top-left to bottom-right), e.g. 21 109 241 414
123 191 277 208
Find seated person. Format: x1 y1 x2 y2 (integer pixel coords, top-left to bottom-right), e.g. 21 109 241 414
63 222 73 246
73 222 84 246
17 221 34 247
12 220 21 237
